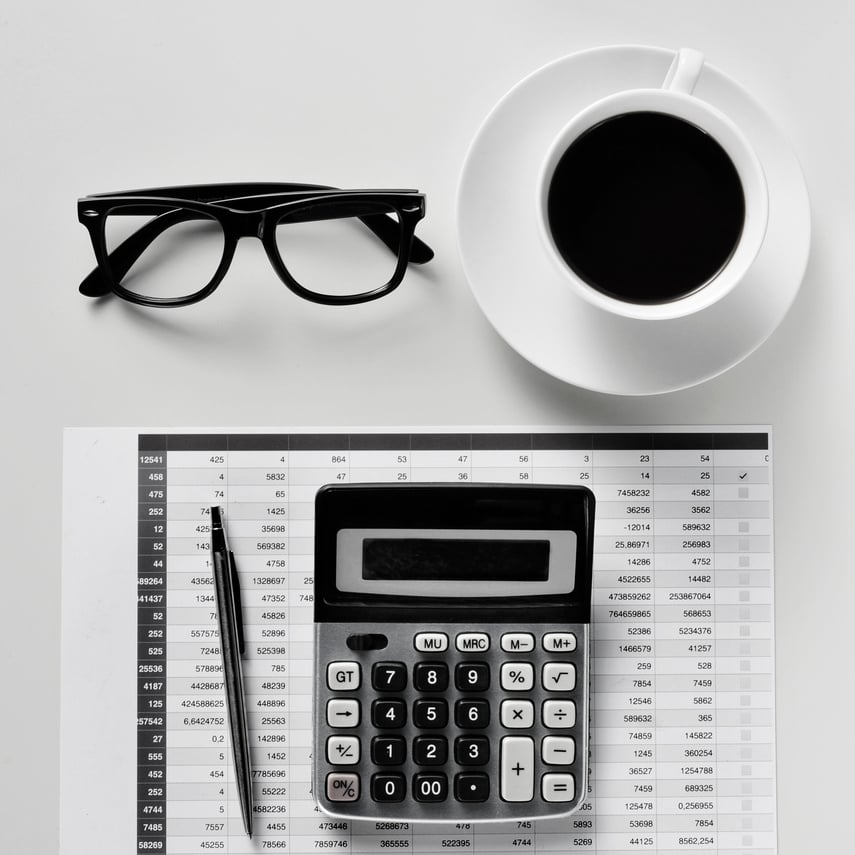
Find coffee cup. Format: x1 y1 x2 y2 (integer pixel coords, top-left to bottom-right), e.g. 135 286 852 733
537 48 769 321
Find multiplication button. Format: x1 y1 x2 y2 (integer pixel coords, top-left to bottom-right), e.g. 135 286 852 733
500 699 534 729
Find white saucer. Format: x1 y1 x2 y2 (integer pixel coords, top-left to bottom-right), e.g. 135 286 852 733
457 45 811 395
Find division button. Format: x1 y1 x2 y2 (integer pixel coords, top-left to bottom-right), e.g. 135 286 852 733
454 773 490 803
500 699 534 729
542 736 575 765
326 772 360 802
543 632 577 652
414 632 448 652
326 735 360 765
501 632 535 652
500 736 534 802
542 700 576 729
327 661 361 691
326 698 360 728
542 773 575 802
542 662 576 692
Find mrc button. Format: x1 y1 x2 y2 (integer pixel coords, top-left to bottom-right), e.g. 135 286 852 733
456 632 490 652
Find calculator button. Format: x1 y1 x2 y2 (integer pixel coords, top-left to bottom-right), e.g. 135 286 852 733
500 736 534 802
542 773 575 802
455 662 490 691
413 699 448 729
326 735 360 765
372 661 408 692
543 632 577 652
454 736 490 766
500 699 534 729
456 632 490 652
413 735 448 766
413 662 449 692
414 632 448 652
542 736 575 765
327 661 361 691
455 699 490 729
542 700 576 729
326 772 360 802
500 662 534 691
542 662 576 692
501 632 535 652
371 773 406 802
372 699 407 729
454 773 490 803
371 736 406 766
326 698 360 728
413 773 448 802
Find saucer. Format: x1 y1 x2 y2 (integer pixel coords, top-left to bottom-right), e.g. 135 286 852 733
457 45 811 395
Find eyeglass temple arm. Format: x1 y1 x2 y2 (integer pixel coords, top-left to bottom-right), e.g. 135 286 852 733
79 202 433 298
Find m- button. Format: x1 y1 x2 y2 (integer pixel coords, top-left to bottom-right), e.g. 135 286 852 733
456 632 490 652
327 661 361 691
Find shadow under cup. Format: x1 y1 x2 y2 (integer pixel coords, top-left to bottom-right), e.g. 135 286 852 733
546 111 746 305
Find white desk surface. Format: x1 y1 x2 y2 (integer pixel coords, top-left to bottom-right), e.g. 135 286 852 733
1 1 853 851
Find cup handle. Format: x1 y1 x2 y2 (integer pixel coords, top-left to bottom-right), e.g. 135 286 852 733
662 48 704 95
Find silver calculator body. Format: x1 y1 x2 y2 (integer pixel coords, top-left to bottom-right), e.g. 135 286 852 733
313 483 595 823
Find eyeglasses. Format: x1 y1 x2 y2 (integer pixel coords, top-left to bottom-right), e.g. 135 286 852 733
77 182 434 307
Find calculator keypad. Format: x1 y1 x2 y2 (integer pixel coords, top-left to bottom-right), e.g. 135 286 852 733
315 622 589 821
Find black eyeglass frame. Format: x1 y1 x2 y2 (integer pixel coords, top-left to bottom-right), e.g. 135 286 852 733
78 182 433 307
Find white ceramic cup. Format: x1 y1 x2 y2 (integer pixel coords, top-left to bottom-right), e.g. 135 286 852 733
537 48 769 321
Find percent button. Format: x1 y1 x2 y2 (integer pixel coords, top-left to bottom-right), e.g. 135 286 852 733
500 662 534 691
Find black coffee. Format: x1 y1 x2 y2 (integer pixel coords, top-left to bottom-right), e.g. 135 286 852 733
547 111 745 304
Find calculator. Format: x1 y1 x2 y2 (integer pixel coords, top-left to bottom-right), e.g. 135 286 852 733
312 482 595 822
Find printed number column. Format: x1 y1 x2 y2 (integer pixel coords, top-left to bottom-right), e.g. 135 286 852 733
593 436 657 853
288 435 354 852
138 438 168 851
653 437 718 851
166 440 231 852
229 438 292 848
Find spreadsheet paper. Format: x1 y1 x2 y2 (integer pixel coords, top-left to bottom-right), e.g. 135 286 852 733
60 427 775 855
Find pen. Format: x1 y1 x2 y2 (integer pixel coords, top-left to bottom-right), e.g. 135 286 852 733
210 506 253 838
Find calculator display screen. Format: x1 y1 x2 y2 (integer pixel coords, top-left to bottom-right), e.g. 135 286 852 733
336 528 576 598
362 538 550 582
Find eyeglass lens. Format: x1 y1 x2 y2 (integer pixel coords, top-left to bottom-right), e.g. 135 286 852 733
104 206 226 301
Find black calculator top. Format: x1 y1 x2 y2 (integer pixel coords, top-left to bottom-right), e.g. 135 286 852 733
312 483 595 823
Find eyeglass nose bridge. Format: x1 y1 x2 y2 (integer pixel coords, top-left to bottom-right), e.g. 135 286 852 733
226 210 267 240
